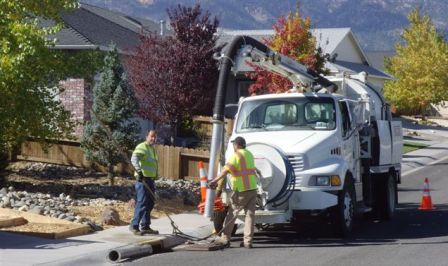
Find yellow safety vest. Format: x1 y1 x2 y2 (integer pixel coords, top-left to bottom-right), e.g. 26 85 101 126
224 149 257 192
133 142 158 179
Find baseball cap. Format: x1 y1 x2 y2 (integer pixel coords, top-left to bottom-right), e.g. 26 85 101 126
231 136 246 147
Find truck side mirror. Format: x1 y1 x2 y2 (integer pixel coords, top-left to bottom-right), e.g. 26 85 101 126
224 104 238 118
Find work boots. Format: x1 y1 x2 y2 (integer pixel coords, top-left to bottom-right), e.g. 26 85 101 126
239 242 253 249
129 227 142 236
140 227 159 235
129 227 159 235
214 237 230 248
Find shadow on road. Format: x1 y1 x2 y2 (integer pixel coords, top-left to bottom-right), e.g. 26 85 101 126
400 117 448 132
247 203 448 248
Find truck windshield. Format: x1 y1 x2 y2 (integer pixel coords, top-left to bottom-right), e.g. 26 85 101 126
235 97 336 132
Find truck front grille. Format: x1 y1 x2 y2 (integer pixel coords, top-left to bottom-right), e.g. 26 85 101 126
287 154 305 188
287 154 305 172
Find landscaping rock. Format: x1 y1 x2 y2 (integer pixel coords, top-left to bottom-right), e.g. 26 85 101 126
101 207 120 225
2 161 202 232
86 221 103 231
0 186 104 231
18 205 28 212
29 206 44 215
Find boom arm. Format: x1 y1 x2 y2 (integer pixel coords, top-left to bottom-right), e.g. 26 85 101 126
243 45 316 90
234 44 336 93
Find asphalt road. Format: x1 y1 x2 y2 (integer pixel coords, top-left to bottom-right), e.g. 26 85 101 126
127 158 448 266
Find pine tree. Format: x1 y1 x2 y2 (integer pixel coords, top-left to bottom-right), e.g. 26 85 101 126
384 8 448 115
81 45 140 185
247 3 327 95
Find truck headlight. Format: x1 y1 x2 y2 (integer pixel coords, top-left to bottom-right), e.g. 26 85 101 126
309 175 341 186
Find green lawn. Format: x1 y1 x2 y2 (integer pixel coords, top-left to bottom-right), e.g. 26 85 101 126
403 141 428 154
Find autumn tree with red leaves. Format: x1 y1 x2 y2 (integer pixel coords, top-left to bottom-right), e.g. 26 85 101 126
247 6 327 95
126 4 220 139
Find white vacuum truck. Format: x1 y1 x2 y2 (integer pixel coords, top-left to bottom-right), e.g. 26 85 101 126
204 36 402 236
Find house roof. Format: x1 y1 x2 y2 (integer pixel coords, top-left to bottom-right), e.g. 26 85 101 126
365 51 396 72
327 60 393 80
310 28 351 56
218 28 391 80
80 3 163 34
50 3 168 52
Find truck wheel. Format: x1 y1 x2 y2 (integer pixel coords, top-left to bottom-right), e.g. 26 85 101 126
373 172 396 220
332 177 355 237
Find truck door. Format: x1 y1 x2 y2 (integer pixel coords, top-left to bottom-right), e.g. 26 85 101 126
339 101 360 174
339 100 362 200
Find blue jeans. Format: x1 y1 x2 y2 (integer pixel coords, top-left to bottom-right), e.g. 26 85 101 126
130 178 155 230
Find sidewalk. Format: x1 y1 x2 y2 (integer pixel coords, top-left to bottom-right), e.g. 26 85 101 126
401 118 448 175
401 139 448 175
0 212 214 266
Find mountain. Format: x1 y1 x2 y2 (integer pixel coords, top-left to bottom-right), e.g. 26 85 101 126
81 0 448 51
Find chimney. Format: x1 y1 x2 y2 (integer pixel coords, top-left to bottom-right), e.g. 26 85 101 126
159 20 165 36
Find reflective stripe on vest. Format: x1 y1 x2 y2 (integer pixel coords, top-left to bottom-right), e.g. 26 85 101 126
133 142 158 178
226 150 257 192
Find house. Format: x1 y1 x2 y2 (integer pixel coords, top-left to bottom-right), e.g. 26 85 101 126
217 28 393 103
365 51 396 73
50 3 168 137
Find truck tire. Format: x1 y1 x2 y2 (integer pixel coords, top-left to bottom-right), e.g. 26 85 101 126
373 172 396 220
331 177 356 237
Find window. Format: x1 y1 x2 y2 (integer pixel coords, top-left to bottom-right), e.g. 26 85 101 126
339 101 352 137
264 103 297 125
236 97 336 132
304 102 334 129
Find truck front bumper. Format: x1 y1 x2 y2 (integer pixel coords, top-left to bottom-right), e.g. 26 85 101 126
289 190 338 210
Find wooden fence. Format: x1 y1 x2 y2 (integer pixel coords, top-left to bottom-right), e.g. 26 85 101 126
17 140 210 180
194 116 234 140
15 116 236 180
18 140 88 167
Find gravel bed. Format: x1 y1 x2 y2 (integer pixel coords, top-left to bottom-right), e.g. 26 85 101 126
2 162 202 231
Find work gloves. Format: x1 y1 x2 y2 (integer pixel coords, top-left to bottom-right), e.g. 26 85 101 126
136 171 144 182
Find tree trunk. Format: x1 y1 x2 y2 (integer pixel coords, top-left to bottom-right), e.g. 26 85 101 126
0 151 9 187
172 123 178 146
168 123 177 146
107 163 115 186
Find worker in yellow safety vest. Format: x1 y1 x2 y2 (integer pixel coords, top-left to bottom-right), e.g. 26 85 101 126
129 130 159 235
209 136 257 248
